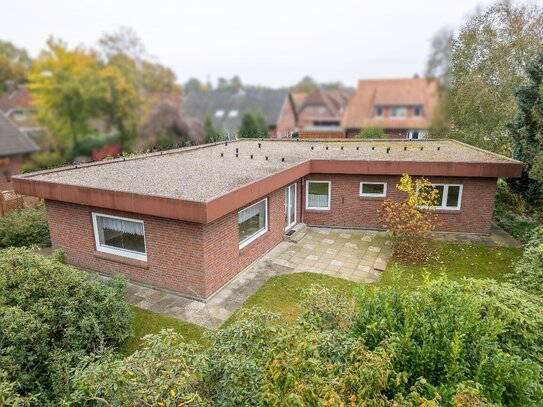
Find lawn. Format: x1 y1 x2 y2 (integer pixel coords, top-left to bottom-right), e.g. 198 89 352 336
123 242 523 352
120 306 206 354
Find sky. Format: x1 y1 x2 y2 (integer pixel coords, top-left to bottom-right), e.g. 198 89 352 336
1 0 541 88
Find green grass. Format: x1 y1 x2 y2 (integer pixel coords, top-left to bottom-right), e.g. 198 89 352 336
377 243 523 289
120 306 207 354
122 243 523 352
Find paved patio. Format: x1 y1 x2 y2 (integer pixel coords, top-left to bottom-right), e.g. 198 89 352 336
98 224 522 329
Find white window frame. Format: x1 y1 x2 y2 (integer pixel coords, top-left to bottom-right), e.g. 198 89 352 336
413 106 423 118
238 198 268 249
360 182 387 198
390 106 407 118
421 184 463 211
374 106 384 118
92 212 147 261
215 109 225 117
285 183 297 231
408 130 427 140
305 180 331 210
228 110 238 118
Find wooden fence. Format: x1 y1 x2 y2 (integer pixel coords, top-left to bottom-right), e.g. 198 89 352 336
0 190 39 218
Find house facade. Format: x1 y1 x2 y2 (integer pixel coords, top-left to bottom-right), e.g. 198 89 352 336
297 89 352 129
343 77 439 139
14 139 521 300
0 111 39 191
182 89 298 139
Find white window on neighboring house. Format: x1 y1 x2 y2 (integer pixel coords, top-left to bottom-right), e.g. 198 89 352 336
360 182 387 197
306 181 331 210
319 106 326 113
215 110 225 117
13 109 26 121
420 184 463 210
407 130 427 140
238 198 268 249
228 110 238 118
413 106 423 117
92 213 147 261
374 106 384 118
390 106 407 118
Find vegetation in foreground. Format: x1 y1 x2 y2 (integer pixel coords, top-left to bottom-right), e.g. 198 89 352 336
69 277 543 406
0 203 50 249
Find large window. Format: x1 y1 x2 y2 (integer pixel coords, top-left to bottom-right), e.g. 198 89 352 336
92 213 147 261
306 181 331 210
360 182 387 197
238 198 268 249
422 184 463 210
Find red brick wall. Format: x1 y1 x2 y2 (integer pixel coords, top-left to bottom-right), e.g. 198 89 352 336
202 185 291 297
45 200 207 299
0 155 26 191
302 174 497 234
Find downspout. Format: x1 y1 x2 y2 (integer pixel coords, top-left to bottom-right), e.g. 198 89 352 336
300 176 304 224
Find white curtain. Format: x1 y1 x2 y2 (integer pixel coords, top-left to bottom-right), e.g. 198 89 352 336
308 194 328 208
100 216 144 236
238 201 266 223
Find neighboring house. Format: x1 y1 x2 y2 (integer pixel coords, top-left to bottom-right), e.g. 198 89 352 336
0 111 39 191
14 139 521 300
182 89 298 138
297 89 352 129
343 77 439 139
291 92 307 111
0 85 48 148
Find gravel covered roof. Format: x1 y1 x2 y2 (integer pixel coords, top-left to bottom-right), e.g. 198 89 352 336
20 139 517 202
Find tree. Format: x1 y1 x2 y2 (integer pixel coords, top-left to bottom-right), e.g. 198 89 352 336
508 52 543 205
204 115 222 143
378 174 440 263
357 126 385 139
0 40 31 92
238 111 258 138
449 2 543 155
291 75 319 93
28 38 106 150
254 111 269 137
184 77 202 94
0 247 133 403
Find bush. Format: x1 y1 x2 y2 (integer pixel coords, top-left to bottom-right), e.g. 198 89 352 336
69 280 543 406
352 278 543 405
510 226 543 294
21 151 67 173
357 126 386 139
67 134 111 161
379 173 440 263
0 203 50 248
0 247 133 403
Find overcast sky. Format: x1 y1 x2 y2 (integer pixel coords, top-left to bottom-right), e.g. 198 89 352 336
1 0 541 88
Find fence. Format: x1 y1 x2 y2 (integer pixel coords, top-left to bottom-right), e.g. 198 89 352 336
0 190 39 218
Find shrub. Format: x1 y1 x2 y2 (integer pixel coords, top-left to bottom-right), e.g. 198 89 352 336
357 126 386 139
21 151 67 172
0 247 133 403
352 278 543 406
378 173 440 263
510 226 543 295
0 202 50 248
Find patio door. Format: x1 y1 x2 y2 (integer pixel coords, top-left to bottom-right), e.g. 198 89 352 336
285 183 297 230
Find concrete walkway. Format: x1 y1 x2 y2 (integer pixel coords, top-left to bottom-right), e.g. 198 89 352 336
108 224 522 329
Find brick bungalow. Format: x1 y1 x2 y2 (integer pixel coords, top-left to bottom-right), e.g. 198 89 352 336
343 77 439 139
13 139 521 300
0 111 39 191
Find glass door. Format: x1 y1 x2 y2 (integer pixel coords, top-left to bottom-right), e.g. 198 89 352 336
285 183 297 230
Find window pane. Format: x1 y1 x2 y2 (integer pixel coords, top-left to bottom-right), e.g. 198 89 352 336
239 200 267 244
446 186 461 207
307 182 329 208
435 185 445 206
97 216 145 254
362 183 385 195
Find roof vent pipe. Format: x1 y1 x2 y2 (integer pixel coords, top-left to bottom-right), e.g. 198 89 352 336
235 153 239 158
225 141 228 146
220 152 224 157
420 147 424 151
235 147 239 153
326 146 329 150
311 146 314 150
386 147 390 154
341 146 344 150
356 146 359 150
281 157 285 162
404 146 407 151
372 147 375 150
265 156 268 160
250 154 253 159
258 143 261 148
437 146 441 151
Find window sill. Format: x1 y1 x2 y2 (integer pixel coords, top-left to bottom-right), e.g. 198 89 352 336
93 251 149 269
239 230 270 252
305 207 330 212
359 196 386 200
432 209 462 215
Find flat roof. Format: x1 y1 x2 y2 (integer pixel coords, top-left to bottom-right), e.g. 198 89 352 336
13 139 522 223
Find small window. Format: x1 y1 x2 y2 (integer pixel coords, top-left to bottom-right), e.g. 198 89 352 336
92 213 147 261
319 106 326 113
306 106 313 112
228 110 238 118
375 106 384 118
413 106 422 117
306 181 331 210
215 110 225 117
238 198 268 249
390 107 407 118
421 184 463 210
360 182 387 197
13 109 26 121
408 130 427 140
